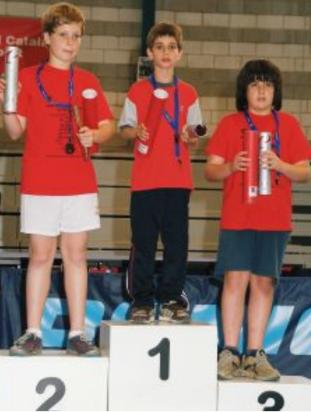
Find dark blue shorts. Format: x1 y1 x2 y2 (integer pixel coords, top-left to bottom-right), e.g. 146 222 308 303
214 230 290 280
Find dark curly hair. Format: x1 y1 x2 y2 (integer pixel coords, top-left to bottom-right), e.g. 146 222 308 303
236 59 282 111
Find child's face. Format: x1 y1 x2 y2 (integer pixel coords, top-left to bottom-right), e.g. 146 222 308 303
147 35 182 70
246 80 275 115
44 22 82 68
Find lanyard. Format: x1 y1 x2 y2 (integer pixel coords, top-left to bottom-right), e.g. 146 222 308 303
36 62 76 154
243 109 280 157
149 74 181 161
36 62 74 109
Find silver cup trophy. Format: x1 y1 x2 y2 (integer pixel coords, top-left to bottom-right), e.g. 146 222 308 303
4 46 20 113
259 131 272 195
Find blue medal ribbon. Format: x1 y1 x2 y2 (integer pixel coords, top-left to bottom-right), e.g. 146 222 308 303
149 74 181 162
36 62 75 154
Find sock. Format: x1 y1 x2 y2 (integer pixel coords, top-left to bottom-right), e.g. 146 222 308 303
26 328 42 338
246 348 259 357
224 346 240 356
69 330 84 339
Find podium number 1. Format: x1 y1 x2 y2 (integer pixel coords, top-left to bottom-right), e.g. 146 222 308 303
148 338 170 381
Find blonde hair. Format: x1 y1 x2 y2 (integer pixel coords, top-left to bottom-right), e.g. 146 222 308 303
42 2 85 35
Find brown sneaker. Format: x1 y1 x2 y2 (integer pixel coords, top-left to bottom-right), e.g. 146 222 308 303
130 305 155 324
67 334 100 357
218 349 240 380
159 301 190 323
240 349 280 381
10 332 42 356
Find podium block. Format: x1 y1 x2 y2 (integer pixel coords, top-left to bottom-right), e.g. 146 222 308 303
218 375 311 410
100 321 218 411
0 350 108 411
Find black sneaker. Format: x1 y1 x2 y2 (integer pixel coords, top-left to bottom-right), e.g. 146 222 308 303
10 332 42 356
130 305 155 324
159 300 190 323
67 334 100 357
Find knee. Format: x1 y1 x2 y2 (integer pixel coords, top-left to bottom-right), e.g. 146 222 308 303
29 250 54 266
62 248 86 266
250 276 274 295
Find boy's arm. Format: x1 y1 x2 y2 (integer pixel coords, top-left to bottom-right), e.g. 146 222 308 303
264 150 310 182
205 152 249 181
94 119 115 144
2 113 27 141
77 119 115 148
120 124 149 141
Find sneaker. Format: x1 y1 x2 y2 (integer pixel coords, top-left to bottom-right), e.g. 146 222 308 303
67 334 100 357
240 349 280 381
159 300 190 323
218 348 240 380
130 306 155 324
10 332 42 356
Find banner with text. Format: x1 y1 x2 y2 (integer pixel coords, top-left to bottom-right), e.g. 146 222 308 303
0 16 47 73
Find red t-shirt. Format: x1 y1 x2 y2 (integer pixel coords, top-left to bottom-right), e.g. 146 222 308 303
121 78 200 191
18 64 113 195
205 111 310 230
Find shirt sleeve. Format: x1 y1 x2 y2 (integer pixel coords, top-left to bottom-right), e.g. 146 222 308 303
287 115 311 163
118 96 137 129
204 116 231 159
187 98 203 126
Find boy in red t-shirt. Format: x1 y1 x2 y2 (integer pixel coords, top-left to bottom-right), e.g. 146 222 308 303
0 2 115 356
205 59 310 381
119 22 203 323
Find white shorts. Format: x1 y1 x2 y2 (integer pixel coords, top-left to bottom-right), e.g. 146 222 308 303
20 194 100 236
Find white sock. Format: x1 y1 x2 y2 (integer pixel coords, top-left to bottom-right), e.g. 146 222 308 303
27 328 42 338
69 330 84 339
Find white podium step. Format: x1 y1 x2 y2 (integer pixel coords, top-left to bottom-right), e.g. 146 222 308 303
100 321 218 411
218 375 311 410
0 350 108 411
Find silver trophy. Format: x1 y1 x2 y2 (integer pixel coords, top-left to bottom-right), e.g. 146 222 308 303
259 131 272 195
4 46 20 113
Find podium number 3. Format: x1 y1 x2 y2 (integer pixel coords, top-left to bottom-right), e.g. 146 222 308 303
36 377 66 411
148 338 170 380
258 391 285 411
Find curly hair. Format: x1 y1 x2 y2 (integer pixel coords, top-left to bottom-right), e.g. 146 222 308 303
236 59 282 111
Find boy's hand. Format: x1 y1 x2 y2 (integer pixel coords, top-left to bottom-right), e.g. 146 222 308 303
181 124 199 146
0 77 22 106
77 126 94 148
136 123 149 141
261 150 282 171
232 151 250 172
0 77 5 104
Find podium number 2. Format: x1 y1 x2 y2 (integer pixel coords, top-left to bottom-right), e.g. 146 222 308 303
258 391 285 411
36 377 66 411
148 338 170 381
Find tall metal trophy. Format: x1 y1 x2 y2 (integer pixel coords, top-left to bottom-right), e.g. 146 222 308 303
4 46 20 114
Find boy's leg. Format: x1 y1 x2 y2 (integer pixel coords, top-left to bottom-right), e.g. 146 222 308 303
221 271 250 347
218 270 249 379
10 234 56 356
61 231 99 356
60 231 88 331
158 189 190 303
247 274 274 349
127 190 160 311
157 189 190 323
240 231 289 381
240 274 280 381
